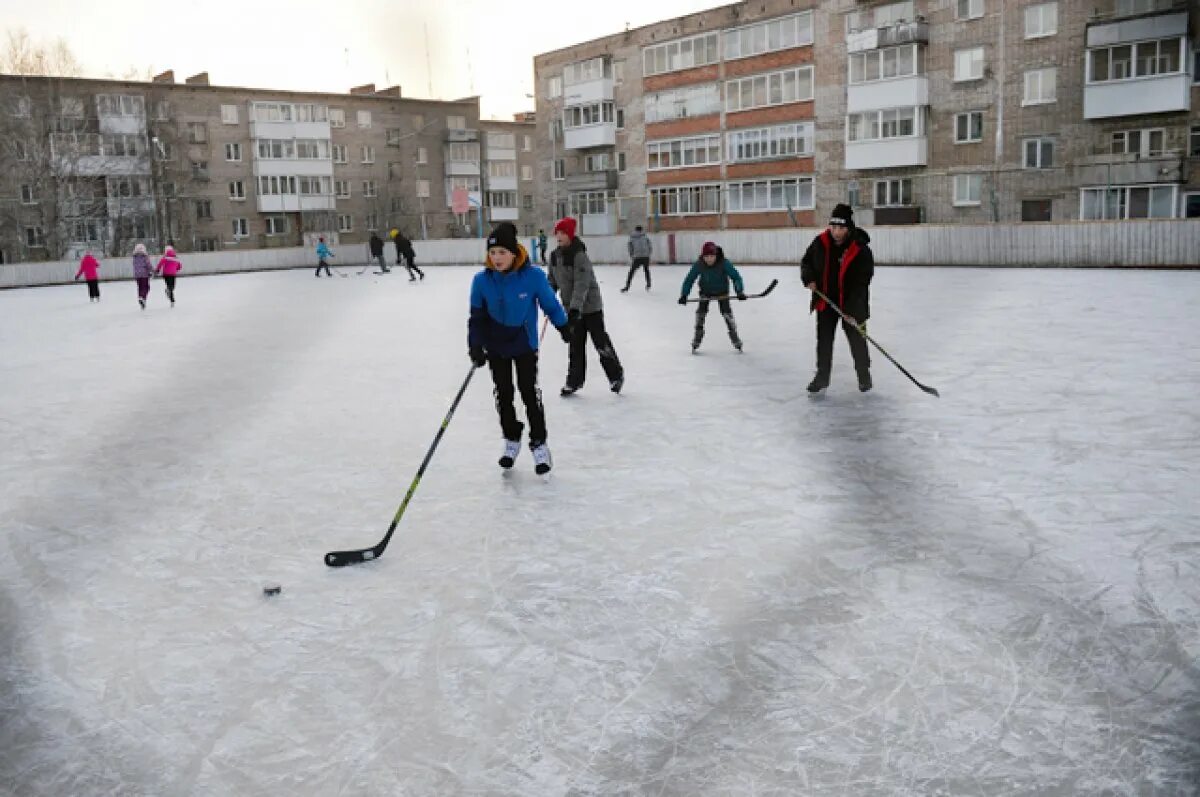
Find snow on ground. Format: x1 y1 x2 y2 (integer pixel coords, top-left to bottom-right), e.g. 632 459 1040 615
1 263 1198 795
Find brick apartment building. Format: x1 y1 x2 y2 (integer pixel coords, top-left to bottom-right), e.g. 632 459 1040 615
0 71 537 263
533 0 1200 235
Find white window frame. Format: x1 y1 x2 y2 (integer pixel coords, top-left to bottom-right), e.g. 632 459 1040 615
25 226 46 247
416 146 428 164
228 180 246 200
334 180 351 198
1087 37 1186 83
486 190 518 209
362 180 377 198
1024 137 1054 169
357 110 372 128
725 66 815 113
231 218 249 238
953 174 983 207
954 111 984 144
337 214 353 233
1023 67 1057 106
1110 128 1166 157
20 184 36 205
361 145 375 164
643 32 721 77
644 84 722 123
224 142 242 162
416 179 431 198
846 107 923 142
562 102 615 130
1024 3 1057 39
956 0 984 21
725 177 815 213
1080 184 1177 220
1190 124 1200 157
648 184 722 216
849 44 921 85
447 115 466 130
329 108 345 128
522 135 532 152
874 178 913 207
646 135 721 171
220 104 239 124
265 216 289 236
727 122 814 163
724 12 814 61
553 159 565 180
60 97 84 118
954 47 985 82
520 164 533 181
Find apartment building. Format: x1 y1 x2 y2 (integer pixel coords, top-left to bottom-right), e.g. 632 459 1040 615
0 72 520 262
479 117 539 237
533 0 1199 235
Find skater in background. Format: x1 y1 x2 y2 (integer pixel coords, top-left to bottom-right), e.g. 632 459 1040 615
621 225 653 292
391 229 424 281
678 241 745 353
537 229 548 266
132 243 153 309
315 237 334 277
800 203 875 393
469 222 570 475
74 249 101 302
368 232 390 273
549 217 625 396
154 245 182 306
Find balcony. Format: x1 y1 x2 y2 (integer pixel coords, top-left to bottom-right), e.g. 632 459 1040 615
487 176 518 191
446 128 479 142
847 21 928 53
249 120 331 140
847 76 929 113
445 160 481 177
1083 73 1191 119
253 159 334 178
563 76 614 106
256 195 337 213
564 124 617 151
488 206 520 222
62 154 151 177
566 170 618 192
1087 9 1187 44
845 137 928 170
1074 151 1185 186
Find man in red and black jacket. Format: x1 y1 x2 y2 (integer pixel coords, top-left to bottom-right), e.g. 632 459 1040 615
800 203 875 393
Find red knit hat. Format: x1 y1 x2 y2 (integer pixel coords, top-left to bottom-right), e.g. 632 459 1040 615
553 217 577 239
701 241 718 257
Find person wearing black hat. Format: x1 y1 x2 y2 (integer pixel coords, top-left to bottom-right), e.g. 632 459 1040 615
800 203 875 393
368 231 389 273
391 229 424 281
469 222 570 474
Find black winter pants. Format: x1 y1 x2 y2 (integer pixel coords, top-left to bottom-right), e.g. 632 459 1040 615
86 279 100 299
623 257 651 289
315 259 332 276
163 275 176 300
566 311 624 389
815 308 870 380
489 352 547 445
693 298 741 349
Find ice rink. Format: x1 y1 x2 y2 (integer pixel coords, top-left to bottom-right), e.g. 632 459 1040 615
2 262 1198 795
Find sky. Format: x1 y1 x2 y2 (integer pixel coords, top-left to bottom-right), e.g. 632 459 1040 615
1 0 729 120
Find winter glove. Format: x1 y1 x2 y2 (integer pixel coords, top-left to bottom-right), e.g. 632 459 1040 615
557 324 572 344
677 296 688 305
567 308 582 324
469 346 487 368
736 292 747 301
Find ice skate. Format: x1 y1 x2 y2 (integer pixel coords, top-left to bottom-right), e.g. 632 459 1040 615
530 442 552 476
499 439 521 470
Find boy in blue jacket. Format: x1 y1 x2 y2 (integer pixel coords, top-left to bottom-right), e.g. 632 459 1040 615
315 237 334 277
469 223 570 475
678 241 746 353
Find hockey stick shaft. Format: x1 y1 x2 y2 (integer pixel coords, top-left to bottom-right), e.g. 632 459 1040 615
324 366 478 567
811 288 939 397
684 278 778 303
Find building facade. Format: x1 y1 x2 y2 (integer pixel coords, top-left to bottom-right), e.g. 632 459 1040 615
533 0 1200 235
479 117 539 238
0 72 538 262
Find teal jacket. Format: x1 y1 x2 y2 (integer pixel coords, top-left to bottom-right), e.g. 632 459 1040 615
681 250 744 298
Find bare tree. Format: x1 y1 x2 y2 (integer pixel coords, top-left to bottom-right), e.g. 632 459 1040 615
1 28 82 77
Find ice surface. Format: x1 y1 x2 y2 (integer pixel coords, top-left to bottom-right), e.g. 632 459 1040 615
1 264 1198 795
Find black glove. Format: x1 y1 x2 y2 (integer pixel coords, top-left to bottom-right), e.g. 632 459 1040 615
469 346 487 368
677 296 688 306
736 292 747 301
567 308 582 324
557 324 572 344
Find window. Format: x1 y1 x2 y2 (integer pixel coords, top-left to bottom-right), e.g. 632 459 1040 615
416 179 431 198
648 184 721 216
725 67 815 113
616 108 625 129
251 102 293 122
644 84 722 123
363 180 377 197
13 139 28 161
874 178 912 207
847 181 861 208
333 215 351 233
332 144 348 164
618 152 626 172
256 139 296 159
10 96 31 117
447 142 479 162
228 180 245 200
583 153 612 172
291 104 326 123
96 94 145 117
357 110 372 128
364 213 379 230
361 145 375 164
487 160 518 178
1089 38 1183 82
192 161 209 179
956 0 983 21
847 107 922 142
955 48 985 81
643 32 720 77
563 57 611 86
569 190 613 216
224 142 242 161
1081 185 1176 220
334 180 350 198
1116 0 1177 15
258 176 297 195
1024 137 1054 169
386 128 403 146
153 101 170 121
266 216 289 236
523 194 534 210
329 108 346 128
614 60 625 83
1022 199 1053 222
25 226 46 247
298 177 330 195
727 123 814 163
60 97 84 118
295 139 330 159
724 12 814 60
547 76 562 99
521 165 533 181
873 1 914 28
487 191 517 208
1023 68 1056 105
196 199 213 219
487 131 516 151
1191 125 1200 157
188 122 207 143
221 104 239 124
447 115 466 130
955 112 984 143
726 177 814 212
1194 50 1200 82
20 184 36 204
953 174 983 206
522 135 532 151
1111 128 1166 157
1025 3 1057 38
849 44 920 84
562 101 615 129
646 135 721 170
1185 193 1200 219
232 218 249 238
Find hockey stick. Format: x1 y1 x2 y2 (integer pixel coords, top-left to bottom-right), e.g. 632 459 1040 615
684 278 778 303
324 366 477 567
811 288 940 398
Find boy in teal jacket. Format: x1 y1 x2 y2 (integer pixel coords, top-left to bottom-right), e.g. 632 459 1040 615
678 241 745 353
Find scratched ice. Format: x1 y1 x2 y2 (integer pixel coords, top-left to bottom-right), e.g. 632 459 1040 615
1 265 1197 795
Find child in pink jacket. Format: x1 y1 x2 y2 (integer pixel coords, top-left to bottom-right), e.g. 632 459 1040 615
74 251 102 302
154 246 182 306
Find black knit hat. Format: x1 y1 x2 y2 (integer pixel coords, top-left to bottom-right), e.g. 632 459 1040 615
487 222 521 256
829 204 854 227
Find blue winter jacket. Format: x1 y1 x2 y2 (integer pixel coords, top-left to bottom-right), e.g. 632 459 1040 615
469 246 567 357
316 242 333 261
681 249 745 298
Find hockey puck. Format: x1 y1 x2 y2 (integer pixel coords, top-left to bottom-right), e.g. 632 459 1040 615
262 583 282 597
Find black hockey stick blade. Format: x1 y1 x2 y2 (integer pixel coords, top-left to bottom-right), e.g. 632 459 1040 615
684 279 779 303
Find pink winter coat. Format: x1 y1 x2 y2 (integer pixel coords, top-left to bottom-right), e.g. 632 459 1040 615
155 255 182 276
75 254 100 280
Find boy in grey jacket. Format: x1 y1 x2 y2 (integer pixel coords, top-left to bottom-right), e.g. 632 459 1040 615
549 217 625 396
622 226 653 292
